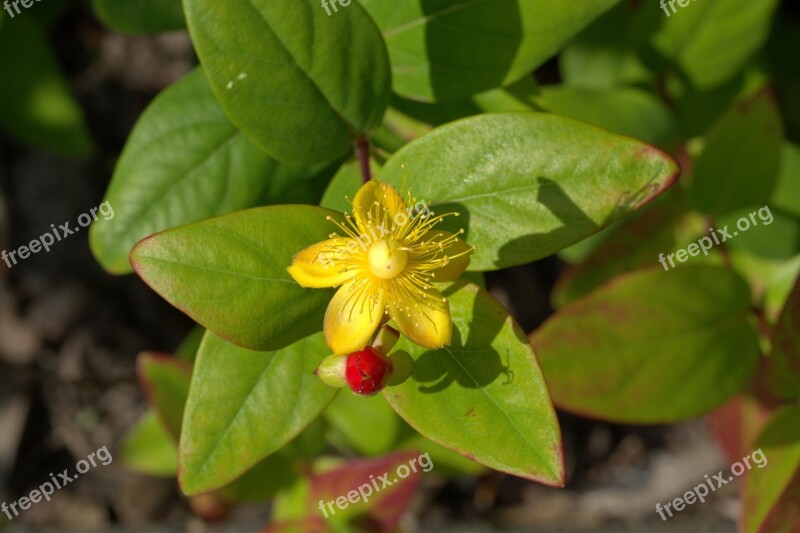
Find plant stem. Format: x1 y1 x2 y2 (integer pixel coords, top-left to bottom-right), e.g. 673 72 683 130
357 137 371 183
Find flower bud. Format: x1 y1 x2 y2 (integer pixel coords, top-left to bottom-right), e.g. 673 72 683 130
346 346 393 396
315 354 347 388
371 325 400 355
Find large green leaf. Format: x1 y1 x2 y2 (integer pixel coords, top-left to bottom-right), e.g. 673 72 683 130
690 89 784 216
644 0 779 89
0 17 93 157
743 406 800 533
90 68 333 275
359 0 619 102
531 266 760 423
90 0 185 33
384 281 564 485
183 0 391 164
179 331 336 495
767 275 800 399
130 205 338 351
379 113 680 271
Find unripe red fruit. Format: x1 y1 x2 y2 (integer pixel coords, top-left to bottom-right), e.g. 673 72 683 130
346 347 393 396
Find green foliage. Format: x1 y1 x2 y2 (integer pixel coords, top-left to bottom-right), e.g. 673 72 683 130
130 205 339 351
179 331 336 494
532 266 760 422
359 0 619 101
380 113 679 270
90 69 334 274
0 16 93 157
120 410 179 477
183 0 391 164
690 89 784 216
385 281 563 484
81 0 800 528
743 406 800 532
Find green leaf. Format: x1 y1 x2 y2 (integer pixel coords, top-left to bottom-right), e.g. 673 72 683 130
90 0 185 34
767 275 800 399
396 433 487 476
645 0 780 89
384 281 564 485
772 143 800 219
531 266 760 423
324 393 401 456
552 192 684 307
719 206 800 260
387 76 541 129
743 406 800 533
120 410 179 477
183 0 391 164
137 353 192 440
320 159 379 213
217 450 300 504
90 68 332 275
559 3 652 89
130 205 338 351
0 17 93 157
179 331 336 495
535 86 680 150
359 0 619 102
175 326 205 362
690 89 784 216
379 113 680 271
666 70 748 139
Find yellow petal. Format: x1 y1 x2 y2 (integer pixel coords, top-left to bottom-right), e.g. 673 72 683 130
324 278 386 354
421 230 473 282
287 238 357 288
387 284 452 349
351 180 406 236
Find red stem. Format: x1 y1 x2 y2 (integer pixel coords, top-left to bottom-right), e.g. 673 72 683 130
357 137 371 183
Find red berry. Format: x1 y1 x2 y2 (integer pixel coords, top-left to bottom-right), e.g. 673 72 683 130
345 347 393 396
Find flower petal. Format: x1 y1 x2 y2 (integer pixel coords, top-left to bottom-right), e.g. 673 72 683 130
352 180 406 236
418 230 473 282
287 238 358 288
387 284 452 349
324 278 386 354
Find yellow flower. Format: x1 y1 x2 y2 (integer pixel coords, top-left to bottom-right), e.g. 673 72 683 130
287 180 474 354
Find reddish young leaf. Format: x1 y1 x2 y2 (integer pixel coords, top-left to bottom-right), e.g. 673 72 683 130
309 451 423 530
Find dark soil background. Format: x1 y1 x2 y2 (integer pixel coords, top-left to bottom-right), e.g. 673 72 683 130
0 2 741 531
